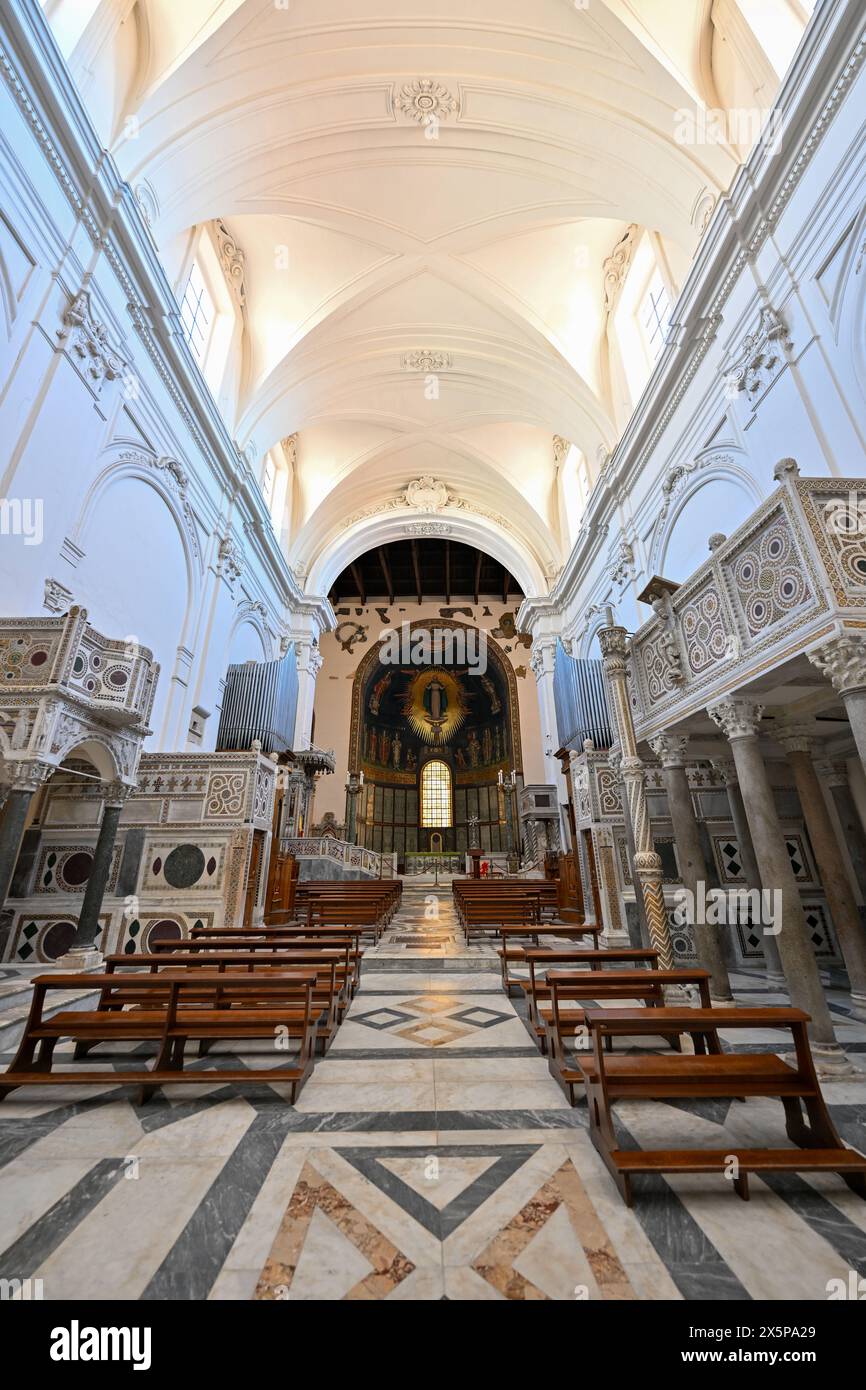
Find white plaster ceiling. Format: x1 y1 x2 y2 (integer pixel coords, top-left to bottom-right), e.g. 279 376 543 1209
118 0 741 589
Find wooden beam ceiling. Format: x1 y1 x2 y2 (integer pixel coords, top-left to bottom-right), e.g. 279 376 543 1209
411 539 423 605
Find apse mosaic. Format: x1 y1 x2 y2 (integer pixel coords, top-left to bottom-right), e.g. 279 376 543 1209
359 655 513 781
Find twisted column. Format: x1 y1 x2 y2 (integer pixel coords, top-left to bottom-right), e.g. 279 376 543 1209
708 699 840 1052
598 618 674 971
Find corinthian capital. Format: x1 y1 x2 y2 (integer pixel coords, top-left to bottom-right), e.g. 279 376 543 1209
707 698 764 741
773 722 814 756
648 733 689 768
809 634 866 697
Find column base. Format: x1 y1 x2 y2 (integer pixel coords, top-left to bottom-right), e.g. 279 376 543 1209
845 991 866 1023
803 1042 855 1079
53 947 104 972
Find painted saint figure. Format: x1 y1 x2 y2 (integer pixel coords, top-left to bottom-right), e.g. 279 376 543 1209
482 726 493 764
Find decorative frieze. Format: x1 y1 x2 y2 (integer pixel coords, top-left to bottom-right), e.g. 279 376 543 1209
400 350 453 371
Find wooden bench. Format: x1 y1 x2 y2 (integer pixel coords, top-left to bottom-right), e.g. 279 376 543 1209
495 924 602 980
496 932 616 994
512 947 659 1034
0 972 322 1104
545 970 716 1098
163 931 364 993
577 1006 866 1204
103 950 349 1053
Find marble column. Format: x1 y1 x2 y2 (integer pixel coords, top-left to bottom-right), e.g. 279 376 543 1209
345 773 361 844
0 763 52 911
650 735 732 1000
711 757 785 984
708 699 840 1051
777 729 866 1018
815 759 866 905
73 783 131 949
809 634 866 780
609 746 650 948
598 618 674 971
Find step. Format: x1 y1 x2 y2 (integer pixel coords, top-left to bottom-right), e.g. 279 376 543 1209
0 971 102 1053
613 1147 866 1174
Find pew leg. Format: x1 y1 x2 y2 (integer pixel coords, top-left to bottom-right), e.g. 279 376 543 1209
782 1097 810 1146
841 1171 866 1198
801 1091 846 1150
7 1032 39 1074
36 1037 59 1070
733 1170 750 1201
73 1041 98 1059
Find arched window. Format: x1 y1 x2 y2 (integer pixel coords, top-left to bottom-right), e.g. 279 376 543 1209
420 759 452 828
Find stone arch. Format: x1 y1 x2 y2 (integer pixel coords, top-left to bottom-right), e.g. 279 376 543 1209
651 451 762 581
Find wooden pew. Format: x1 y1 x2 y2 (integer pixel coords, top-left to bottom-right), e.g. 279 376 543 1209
495 927 608 993
546 969 716 1101
0 972 320 1103
495 924 602 985
513 946 659 1035
577 1005 866 1204
103 950 348 1052
173 930 364 993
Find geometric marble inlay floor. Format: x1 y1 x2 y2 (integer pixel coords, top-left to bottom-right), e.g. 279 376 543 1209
2 879 866 1302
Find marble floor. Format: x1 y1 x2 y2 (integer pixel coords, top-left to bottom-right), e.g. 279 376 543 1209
1 880 866 1301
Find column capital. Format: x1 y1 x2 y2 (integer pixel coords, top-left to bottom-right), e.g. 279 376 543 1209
102 781 134 808
773 723 815 756
707 698 765 741
529 638 557 680
648 733 689 768
710 756 737 785
597 622 628 668
0 759 54 795
809 633 866 697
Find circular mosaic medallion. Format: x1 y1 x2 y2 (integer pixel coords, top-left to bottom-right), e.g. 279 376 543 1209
144 919 183 950
163 844 206 889
62 851 93 887
42 920 77 960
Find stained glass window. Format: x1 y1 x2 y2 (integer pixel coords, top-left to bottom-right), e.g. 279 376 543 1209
420 759 452 827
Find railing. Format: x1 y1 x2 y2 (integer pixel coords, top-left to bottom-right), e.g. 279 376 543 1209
627 468 862 739
282 836 393 878
0 606 157 727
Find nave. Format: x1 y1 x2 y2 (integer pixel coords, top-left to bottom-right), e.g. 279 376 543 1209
2 880 866 1303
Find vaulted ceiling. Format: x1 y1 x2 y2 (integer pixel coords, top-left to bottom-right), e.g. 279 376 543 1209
111 0 745 592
